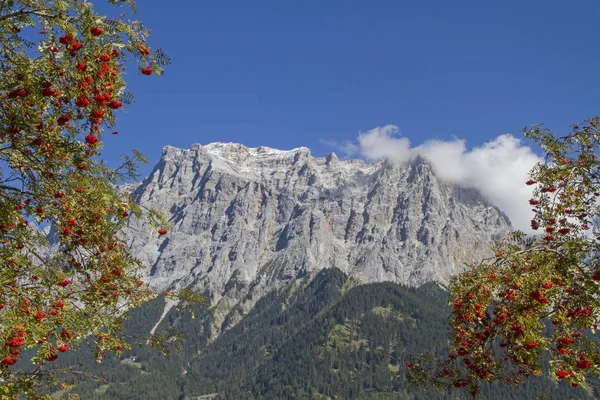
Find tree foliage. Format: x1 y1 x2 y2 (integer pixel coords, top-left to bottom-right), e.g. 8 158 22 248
409 118 600 397
0 0 171 397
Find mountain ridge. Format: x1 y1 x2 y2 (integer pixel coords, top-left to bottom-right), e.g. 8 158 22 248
125 142 511 308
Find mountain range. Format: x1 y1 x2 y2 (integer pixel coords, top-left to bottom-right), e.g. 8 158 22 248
126 142 510 304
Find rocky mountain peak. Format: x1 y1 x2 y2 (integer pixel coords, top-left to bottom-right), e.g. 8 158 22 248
325 152 339 165
125 142 511 305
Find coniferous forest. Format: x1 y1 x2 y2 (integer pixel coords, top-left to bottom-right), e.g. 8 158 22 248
47 268 600 399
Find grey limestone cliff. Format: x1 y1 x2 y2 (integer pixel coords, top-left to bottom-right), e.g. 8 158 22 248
125 142 511 305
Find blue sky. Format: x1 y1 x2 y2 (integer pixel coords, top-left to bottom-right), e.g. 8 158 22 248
102 0 600 181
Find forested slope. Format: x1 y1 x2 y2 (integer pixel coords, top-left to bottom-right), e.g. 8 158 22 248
53 269 598 399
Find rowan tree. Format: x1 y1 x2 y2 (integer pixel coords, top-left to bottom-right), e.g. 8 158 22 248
0 0 174 398
409 118 600 397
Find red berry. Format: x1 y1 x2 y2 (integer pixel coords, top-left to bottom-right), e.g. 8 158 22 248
107 100 122 109
556 370 570 379
59 34 73 44
558 337 573 346
70 41 83 53
85 134 99 145
58 279 71 287
138 45 151 56
61 328 72 339
1 357 18 367
90 26 104 36
34 309 46 320
531 220 539 230
75 97 89 107
57 114 72 126
577 360 591 369
90 109 105 118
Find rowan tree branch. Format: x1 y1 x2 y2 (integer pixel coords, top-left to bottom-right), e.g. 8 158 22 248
0 7 58 21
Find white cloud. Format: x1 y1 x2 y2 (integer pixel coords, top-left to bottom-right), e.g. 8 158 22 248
326 126 542 232
356 125 412 164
